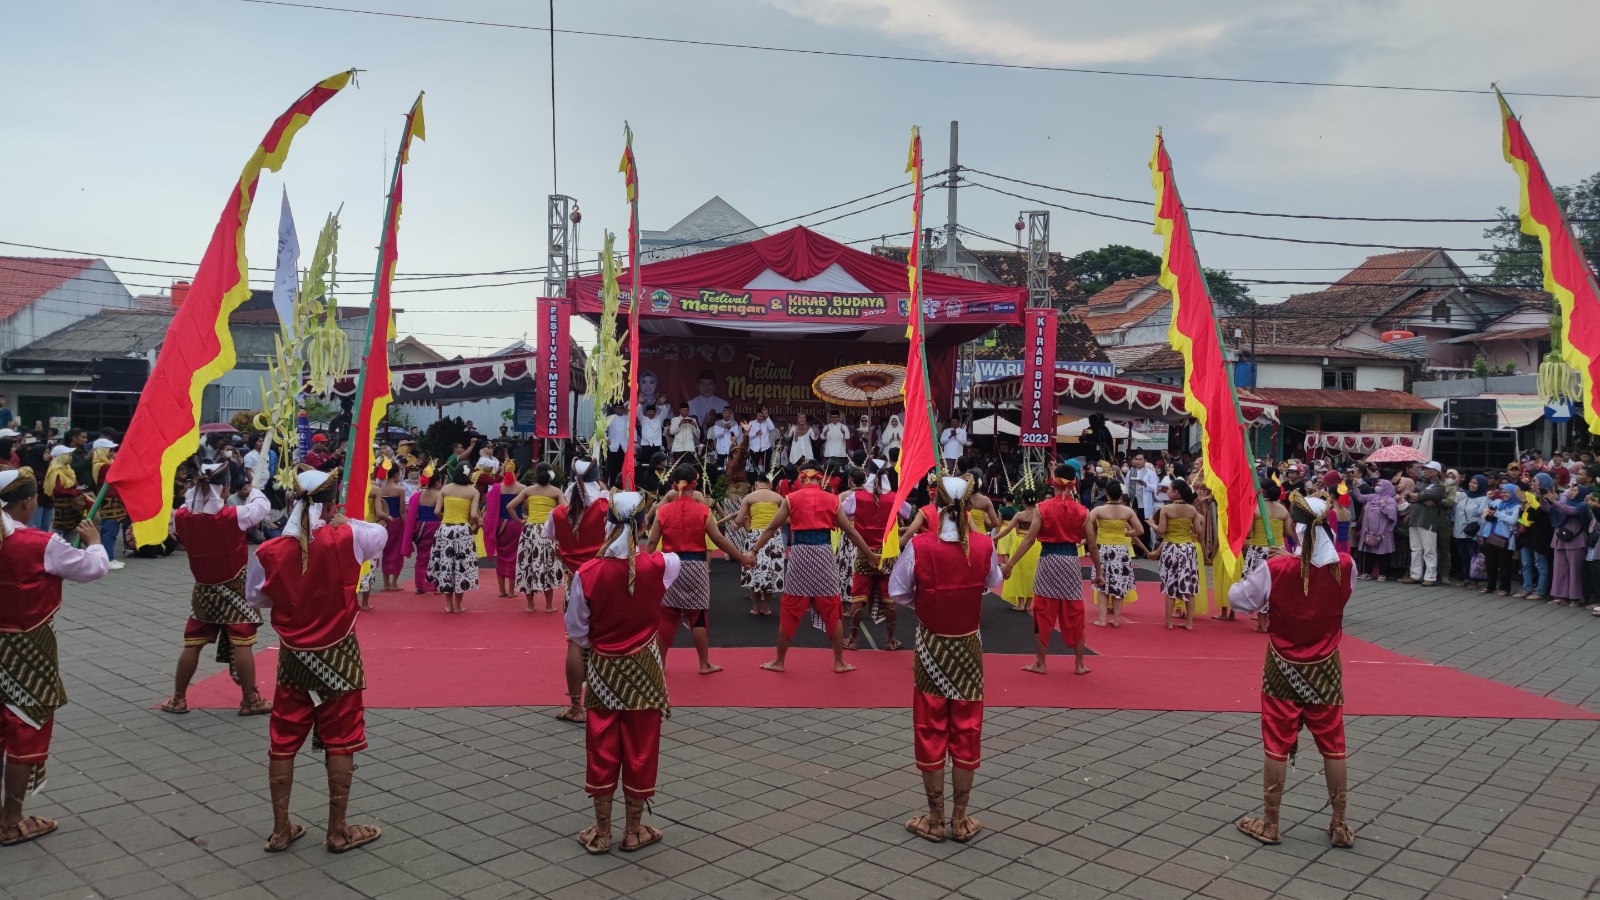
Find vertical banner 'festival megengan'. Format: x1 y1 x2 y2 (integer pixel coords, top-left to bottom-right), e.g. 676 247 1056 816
536 297 571 438
1019 308 1057 447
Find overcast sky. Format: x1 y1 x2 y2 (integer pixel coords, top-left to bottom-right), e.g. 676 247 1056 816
6 0 1600 357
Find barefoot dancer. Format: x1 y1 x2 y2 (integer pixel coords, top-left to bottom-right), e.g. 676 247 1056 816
841 464 913 651
486 470 523 599
1153 479 1206 631
547 459 609 723
1086 482 1145 628
162 463 274 716
647 465 753 675
428 466 481 614
730 475 785 616
890 476 1000 844
1229 493 1356 850
0 468 109 847
993 491 1040 612
1003 466 1090 676
375 464 407 593
404 466 442 594
750 461 880 674
248 468 387 854
508 463 565 613
566 492 674 854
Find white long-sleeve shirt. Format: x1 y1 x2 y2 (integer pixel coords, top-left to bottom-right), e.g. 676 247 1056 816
821 423 850 458
670 416 700 453
245 517 388 609
939 428 969 461
637 409 667 447
747 419 776 452
709 420 741 455
565 550 682 649
1 513 111 582
1228 555 1272 614
888 528 1003 606
605 414 630 452
187 487 271 531
1125 466 1159 518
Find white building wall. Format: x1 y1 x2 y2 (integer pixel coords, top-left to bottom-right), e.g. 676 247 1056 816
1355 366 1406 391
1255 361 1321 389
0 261 134 357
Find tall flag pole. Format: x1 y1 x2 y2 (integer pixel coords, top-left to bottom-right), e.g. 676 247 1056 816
343 91 426 516
884 126 941 543
619 123 642 488
1150 130 1264 573
1496 87 1600 431
107 70 356 548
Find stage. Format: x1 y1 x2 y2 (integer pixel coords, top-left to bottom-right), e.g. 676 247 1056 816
187 560 1597 720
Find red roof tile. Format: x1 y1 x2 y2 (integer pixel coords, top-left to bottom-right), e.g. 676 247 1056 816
0 257 99 320
1334 249 1439 286
1251 388 1436 412
1078 286 1171 335
1083 275 1159 308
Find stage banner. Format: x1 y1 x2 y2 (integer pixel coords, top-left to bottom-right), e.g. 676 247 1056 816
573 285 1022 326
1019 308 1057 447
636 336 909 422
535 297 571 438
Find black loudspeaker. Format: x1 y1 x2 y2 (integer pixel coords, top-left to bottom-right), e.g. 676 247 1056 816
1447 398 1497 430
90 357 149 392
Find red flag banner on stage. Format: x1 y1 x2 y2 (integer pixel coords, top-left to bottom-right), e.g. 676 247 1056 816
1150 132 1259 571
620 122 642 487
107 70 354 547
886 126 939 543
344 92 425 518
1019 308 1057 447
535 297 571 438
1497 88 1600 431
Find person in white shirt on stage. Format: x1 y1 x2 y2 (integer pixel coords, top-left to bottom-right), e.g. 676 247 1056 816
687 370 730 427
940 420 970 470
603 403 630 484
788 416 817 465
636 403 667 470
821 411 851 468
746 408 777 473
707 409 743 468
669 403 701 458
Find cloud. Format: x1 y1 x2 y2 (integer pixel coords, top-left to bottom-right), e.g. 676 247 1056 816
767 0 1230 66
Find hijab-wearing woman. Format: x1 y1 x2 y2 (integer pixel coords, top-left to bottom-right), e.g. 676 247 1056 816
878 414 904 455
1453 475 1491 589
1548 482 1590 606
1481 480 1524 596
1355 479 1397 580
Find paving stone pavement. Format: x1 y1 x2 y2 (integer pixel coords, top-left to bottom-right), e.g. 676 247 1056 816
5 553 1600 900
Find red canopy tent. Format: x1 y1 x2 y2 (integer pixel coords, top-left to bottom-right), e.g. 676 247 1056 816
564 226 1022 418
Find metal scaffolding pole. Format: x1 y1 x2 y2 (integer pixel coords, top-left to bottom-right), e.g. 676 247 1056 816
1022 210 1052 483
544 194 577 465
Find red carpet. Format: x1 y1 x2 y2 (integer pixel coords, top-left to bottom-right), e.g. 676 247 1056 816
186 585 1598 719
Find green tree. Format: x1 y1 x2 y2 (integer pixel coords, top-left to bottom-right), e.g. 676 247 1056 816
1064 243 1252 312
1480 170 1600 286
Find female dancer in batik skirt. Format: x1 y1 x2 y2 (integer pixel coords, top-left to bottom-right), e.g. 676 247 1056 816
486 471 523 598
377 465 408 592
1086 482 1145 627
731 474 785 615
509 463 567 613
404 466 443 593
1152 479 1206 630
993 491 1040 611
428 466 481 612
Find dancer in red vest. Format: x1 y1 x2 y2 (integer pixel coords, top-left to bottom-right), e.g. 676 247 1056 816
750 461 880 673
890 476 1001 844
646 465 752 675
248 467 388 854
1003 465 1091 675
545 459 610 723
1229 493 1356 849
841 463 913 650
567 491 674 854
0 467 108 846
162 462 274 715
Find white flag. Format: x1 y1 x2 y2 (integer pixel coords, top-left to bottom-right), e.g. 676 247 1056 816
273 187 300 343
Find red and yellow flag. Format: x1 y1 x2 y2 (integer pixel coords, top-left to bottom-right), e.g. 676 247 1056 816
885 126 940 543
1151 131 1259 571
108 70 355 547
620 122 642 488
343 92 426 517
1497 88 1600 431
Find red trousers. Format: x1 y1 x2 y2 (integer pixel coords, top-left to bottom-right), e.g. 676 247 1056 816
779 595 842 639
913 691 983 772
268 687 368 760
183 617 258 648
1032 597 1084 647
849 572 889 604
657 606 709 645
585 709 662 799
0 706 52 765
1260 694 1346 761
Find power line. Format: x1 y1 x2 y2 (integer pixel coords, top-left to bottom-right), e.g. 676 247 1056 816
237 0 1600 101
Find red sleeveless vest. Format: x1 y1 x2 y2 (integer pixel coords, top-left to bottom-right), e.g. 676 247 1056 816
656 497 709 553
256 526 361 651
552 498 610 573
788 486 838 532
0 528 62 632
575 551 667 654
173 507 248 584
1036 496 1088 544
850 490 894 551
1263 553 1354 663
909 531 992 636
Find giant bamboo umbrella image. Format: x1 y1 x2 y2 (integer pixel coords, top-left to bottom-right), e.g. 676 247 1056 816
810 363 907 425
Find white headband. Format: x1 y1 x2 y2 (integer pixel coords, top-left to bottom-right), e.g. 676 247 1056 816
296 470 331 493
